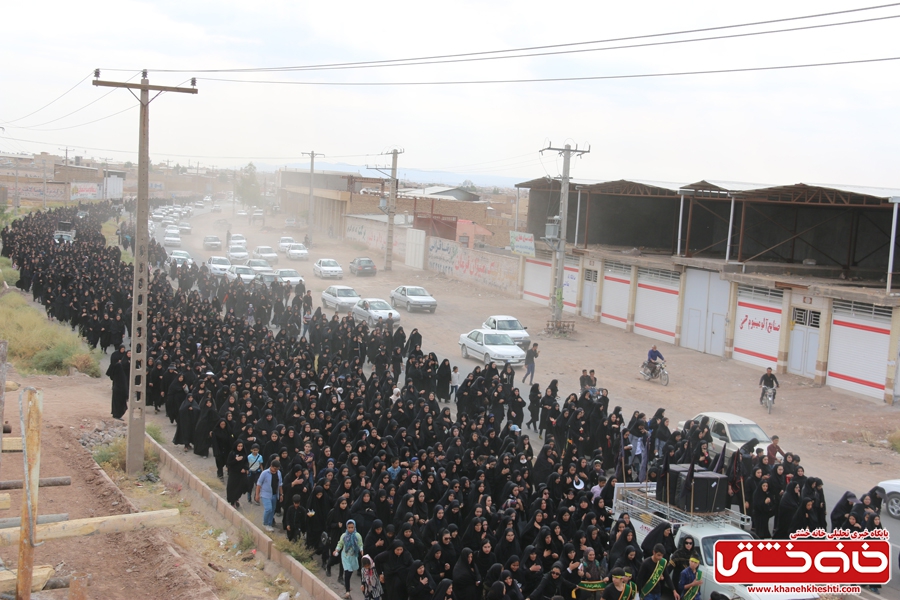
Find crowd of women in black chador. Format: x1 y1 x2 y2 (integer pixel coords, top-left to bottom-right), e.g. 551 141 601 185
7 204 889 599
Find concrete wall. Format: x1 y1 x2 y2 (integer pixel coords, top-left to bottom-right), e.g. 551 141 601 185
426 236 519 296
344 215 408 258
147 435 338 600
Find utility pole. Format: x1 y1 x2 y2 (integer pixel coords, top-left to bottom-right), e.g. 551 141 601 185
13 162 18 216
41 159 46 209
92 69 197 476
541 142 590 323
385 149 400 271
301 151 317 228
58 147 70 206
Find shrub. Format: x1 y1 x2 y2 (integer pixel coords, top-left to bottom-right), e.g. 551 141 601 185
238 529 255 551
888 430 900 453
145 423 165 445
274 537 318 570
93 437 159 474
0 257 18 287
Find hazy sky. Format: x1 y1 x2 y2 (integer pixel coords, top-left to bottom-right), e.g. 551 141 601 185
2 0 899 187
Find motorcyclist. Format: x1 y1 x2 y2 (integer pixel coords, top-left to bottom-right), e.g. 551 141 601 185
646 345 665 377
759 367 779 404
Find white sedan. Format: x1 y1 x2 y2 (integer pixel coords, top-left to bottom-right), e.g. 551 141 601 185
287 243 309 261
167 250 193 267
321 285 360 312
246 258 272 273
278 237 295 253
878 479 900 518
275 268 304 286
163 232 181 247
227 245 249 263
390 285 437 313
225 265 255 284
230 233 247 248
252 245 279 264
350 298 400 327
459 329 527 366
313 258 343 279
206 256 230 277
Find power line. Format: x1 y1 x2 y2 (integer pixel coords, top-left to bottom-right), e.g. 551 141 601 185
23 105 137 132
98 2 900 74
197 55 900 86
0 71 94 125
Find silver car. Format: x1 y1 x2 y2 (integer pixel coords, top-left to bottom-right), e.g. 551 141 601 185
203 235 222 250
459 329 526 366
390 285 437 313
321 285 360 312
252 245 279 264
275 268 304 286
227 245 249 263
482 315 531 348
246 258 272 273
206 256 230 276
313 258 343 279
225 265 255 284
351 298 400 327
287 243 309 261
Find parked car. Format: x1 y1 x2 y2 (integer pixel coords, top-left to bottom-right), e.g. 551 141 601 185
321 285 360 312
246 258 272 273
350 298 400 327
287 243 309 261
203 235 222 250
227 245 249 263
206 256 231 277
347 257 377 276
230 233 247 248
458 329 526 366
878 479 900 518
482 315 531 348
274 268 304 286
253 271 280 288
390 285 437 313
676 412 772 464
252 246 279 264
163 231 181 247
167 250 193 267
313 258 343 279
211 204 222 212
225 264 255 284
178 222 192 235
278 237 295 253
284 218 298 229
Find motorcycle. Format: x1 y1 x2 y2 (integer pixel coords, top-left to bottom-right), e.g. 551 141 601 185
761 386 775 413
640 361 669 386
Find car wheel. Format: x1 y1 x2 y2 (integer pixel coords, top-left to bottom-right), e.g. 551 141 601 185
391 297 396 308
484 354 491 365
406 302 412 313
429 307 436 313
461 345 468 359
887 493 900 519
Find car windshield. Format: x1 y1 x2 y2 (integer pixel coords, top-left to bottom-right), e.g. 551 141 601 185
235 267 251 274
728 424 771 444
171 251 188 257
496 319 524 331
321 260 339 267
280 238 293 243
257 247 274 253
205 237 219 242
406 287 429 296
289 244 307 251
232 235 245 241
229 247 246 253
699 533 752 566
484 334 515 346
337 289 359 298
358 259 374 266
210 258 228 265
248 260 267 266
368 300 391 310
279 270 300 277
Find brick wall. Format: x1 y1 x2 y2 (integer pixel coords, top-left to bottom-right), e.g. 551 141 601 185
426 236 520 296
344 215 408 259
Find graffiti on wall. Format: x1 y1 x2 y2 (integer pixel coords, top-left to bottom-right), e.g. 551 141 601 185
0 182 67 200
427 237 518 295
344 218 407 257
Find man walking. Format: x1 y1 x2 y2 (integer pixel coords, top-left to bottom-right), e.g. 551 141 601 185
255 459 284 532
522 343 539 385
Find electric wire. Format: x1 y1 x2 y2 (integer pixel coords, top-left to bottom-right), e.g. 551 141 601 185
97 2 900 74
0 71 94 125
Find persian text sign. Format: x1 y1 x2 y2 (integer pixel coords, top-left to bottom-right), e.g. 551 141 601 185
509 231 535 257
70 182 98 200
714 538 890 585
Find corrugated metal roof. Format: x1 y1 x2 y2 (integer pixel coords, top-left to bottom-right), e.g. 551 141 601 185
806 183 900 200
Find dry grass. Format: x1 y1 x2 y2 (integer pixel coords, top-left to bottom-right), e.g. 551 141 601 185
0 257 19 287
93 437 160 475
273 537 318 571
888 430 900 453
0 293 102 377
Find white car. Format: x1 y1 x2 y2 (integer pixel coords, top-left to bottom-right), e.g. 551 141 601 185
230 234 247 248
246 258 272 273
164 226 180 236
236 209 248 217
227 245 249 263
203 235 222 250
676 412 772 464
321 285 360 312
206 256 231 277
313 258 343 279
459 329 527 366
252 246 279 264
168 250 193 267
287 243 309 261
163 232 181 247
275 268 304 286
482 315 531 349
225 265 255 284
278 237 295 253
877 479 900 518
350 298 400 327
390 285 437 313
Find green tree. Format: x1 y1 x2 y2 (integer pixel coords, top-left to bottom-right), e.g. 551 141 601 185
237 162 261 206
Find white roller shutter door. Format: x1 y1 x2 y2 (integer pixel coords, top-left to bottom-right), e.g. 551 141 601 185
523 258 552 306
634 268 680 343
827 302 891 399
601 262 630 329
733 285 783 369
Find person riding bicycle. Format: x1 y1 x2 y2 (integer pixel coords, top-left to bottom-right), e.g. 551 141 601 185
759 367 779 404
646 346 665 377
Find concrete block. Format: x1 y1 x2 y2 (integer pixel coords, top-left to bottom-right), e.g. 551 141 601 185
269 545 282 568
216 496 227 517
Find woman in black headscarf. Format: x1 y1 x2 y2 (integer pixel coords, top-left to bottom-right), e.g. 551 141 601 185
752 478 776 539
212 418 234 479
225 439 247 508
670 535 700 575
436 359 452 403
377 540 413 600
433 579 454 600
451 547 481 600
192 396 218 458
789 497 816 533
306 485 331 551
639 521 676 559
406 559 436 600
172 395 200 451
495 526 522 567
774 481 802 538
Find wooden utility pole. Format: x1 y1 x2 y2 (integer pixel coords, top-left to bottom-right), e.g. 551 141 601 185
16 387 41 600
93 70 197 475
